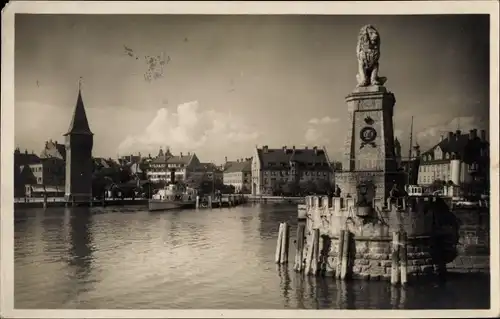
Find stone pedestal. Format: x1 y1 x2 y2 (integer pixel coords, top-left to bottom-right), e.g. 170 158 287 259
336 85 402 201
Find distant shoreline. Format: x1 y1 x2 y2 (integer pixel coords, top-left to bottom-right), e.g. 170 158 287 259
13 195 307 209
14 197 148 209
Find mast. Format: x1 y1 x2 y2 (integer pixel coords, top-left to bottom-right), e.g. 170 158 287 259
406 116 414 186
408 116 414 160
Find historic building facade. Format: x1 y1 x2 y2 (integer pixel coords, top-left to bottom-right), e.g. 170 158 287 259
146 148 201 183
251 146 333 195
417 129 489 193
223 158 252 193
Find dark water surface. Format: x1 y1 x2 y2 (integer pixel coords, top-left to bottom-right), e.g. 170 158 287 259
14 204 489 309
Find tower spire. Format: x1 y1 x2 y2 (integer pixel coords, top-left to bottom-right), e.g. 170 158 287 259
64 80 93 136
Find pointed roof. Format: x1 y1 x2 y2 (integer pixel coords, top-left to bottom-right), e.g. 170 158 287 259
64 89 93 136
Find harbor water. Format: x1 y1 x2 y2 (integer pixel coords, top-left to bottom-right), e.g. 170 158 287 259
14 204 489 309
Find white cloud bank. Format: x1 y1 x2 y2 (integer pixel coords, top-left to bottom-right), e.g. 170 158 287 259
117 100 260 158
308 116 339 125
416 116 488 148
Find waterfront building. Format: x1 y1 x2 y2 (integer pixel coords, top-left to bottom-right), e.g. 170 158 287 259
199 162 223 183
417 129 489 193
185 162 224 188
64 86 94 204
146 147 201 183
251 145 333 195
223 158 252 193
14 149 41 197
14 143 67 197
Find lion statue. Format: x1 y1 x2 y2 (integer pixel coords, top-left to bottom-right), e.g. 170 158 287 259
356 25 386 87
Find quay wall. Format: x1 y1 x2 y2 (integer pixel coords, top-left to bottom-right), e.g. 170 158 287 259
246 195 305 204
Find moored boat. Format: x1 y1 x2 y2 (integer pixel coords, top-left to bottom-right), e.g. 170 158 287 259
148 183 197 212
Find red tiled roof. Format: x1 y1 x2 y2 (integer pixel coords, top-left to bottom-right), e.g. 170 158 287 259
150 154 194 165
15 151 41 166
421 131 488 164
256 147 331 171
40 140 66 160
200 162 222 172
224 160 251 173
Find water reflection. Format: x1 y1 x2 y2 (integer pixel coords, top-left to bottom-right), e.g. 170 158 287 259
67 207 94 281
41 208 66 255
277 265 291 308
14 204 490 309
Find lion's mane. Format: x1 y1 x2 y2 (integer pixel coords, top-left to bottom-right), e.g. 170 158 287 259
356 25 380 69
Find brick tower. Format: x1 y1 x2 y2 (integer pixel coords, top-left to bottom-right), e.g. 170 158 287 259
64 84 94 205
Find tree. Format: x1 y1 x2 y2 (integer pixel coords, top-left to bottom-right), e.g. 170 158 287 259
282 180 300 196
314 179 333 195
299 180 317 195
240 185 251 194
429 179 445 192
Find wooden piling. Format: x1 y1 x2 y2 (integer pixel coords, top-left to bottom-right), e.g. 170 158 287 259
399 231 408 287
304 231 314 275
196 196 200 209
294 223 306 272
275 223 284 264
340 230 350 280
280 222 290 264
391 231 401 286
208 195 212 209
310 229 320 275
336 230 346 279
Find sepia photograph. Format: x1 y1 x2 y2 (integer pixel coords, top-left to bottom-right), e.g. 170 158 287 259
1 1 499 318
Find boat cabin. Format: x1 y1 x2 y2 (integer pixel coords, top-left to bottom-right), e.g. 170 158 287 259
405 185 423 197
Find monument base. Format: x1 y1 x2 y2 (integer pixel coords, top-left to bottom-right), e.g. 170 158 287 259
335 170 406 202
299 195 458 281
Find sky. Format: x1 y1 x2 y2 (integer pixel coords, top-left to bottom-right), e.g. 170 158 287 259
15 14 490 164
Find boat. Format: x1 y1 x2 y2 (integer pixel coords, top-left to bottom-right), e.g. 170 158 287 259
148 183 198 212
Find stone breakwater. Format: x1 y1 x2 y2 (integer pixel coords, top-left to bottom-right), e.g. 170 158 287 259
297 195 482 282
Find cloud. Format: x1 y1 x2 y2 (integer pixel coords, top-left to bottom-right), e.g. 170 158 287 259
117 100 260 158
416 116 488 148
308 116 339 125
304 127 330 146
